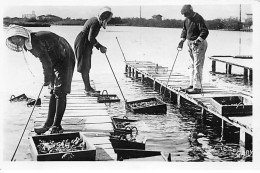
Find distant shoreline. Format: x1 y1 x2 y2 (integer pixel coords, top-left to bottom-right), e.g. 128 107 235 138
3 16 253 32
7 21 51 27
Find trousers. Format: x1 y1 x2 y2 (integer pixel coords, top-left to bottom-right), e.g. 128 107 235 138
187 39 208 89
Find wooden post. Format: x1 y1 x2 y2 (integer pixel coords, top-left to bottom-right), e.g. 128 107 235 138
249 70 252 82
156 64 159 74
153 80 156 90
141 74 145 82
212 60 216 73
125 65 128 73
221 118 224 141
177 94 181 106
244 68 248 81
159 85 163 94
239 128 246 157
201 108 206 117
239 128 246 147
227 64 232 74
171 92 177 104
226 64 232 74
135 71 139 79
128 67 131 77
201 108 207 127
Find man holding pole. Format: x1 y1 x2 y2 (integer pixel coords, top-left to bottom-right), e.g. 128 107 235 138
178 4 209 94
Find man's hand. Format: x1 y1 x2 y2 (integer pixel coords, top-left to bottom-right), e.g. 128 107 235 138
178 39 185 50
100 46 107 54
192 39 201 51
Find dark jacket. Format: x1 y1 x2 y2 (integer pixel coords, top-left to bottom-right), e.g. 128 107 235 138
181 13 209 41
74 17 102 73
26 31 75 93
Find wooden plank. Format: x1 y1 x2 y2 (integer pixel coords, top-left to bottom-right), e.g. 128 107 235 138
43 123 113 133
38 109 108 115
81 131 111 137
209 56 253 69
43 96 98 100
40 106 107 110
42 100 98 104
192 93 241 99
41 103 107 107
84 137 111 145
35 116 112 124
83 123 113 131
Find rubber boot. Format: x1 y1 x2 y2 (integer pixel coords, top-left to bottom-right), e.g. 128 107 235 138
34 94 56 134
51 93 67 133
45 94 57 126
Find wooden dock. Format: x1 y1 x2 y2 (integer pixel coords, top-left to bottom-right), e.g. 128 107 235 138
125 60 252 149
25 59 252 161
209 56 253 82
30 80 117 161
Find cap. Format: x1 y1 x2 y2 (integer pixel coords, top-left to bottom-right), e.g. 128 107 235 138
181 5 193 14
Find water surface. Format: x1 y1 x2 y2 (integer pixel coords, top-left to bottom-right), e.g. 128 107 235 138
1 26 252 161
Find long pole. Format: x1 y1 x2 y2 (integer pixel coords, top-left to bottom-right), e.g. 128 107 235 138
116 37 127 62
162 48 181 98
11 84 44 161
104 53 127 103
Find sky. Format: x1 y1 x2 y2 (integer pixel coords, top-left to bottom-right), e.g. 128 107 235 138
1 0 255 21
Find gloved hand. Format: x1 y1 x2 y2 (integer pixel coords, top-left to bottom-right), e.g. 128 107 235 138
192 39 201 51
100 45 107 54
178 40 185 49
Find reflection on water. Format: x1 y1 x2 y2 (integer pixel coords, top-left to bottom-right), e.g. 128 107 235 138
105 75 252 162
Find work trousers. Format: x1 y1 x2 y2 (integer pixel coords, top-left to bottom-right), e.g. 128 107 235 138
187 39 208 89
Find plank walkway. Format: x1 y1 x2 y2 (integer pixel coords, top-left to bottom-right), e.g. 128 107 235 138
209 56 253 82
30 80 117 161
125 61 252 146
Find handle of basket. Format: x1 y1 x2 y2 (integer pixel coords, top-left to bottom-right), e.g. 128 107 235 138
9 95 15 102
101 90 109 97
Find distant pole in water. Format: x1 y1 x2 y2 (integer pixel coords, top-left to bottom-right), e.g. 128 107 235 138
140 6 142 19
239 4 242 54
238 4 242 30
240 4 242 24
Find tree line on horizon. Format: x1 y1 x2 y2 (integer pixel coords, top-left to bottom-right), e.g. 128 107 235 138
3 15 252 31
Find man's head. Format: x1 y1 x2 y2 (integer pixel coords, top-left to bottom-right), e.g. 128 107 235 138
181 4 194 18
98 6 113 29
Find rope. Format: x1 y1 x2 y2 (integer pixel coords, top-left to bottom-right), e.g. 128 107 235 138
162 48 181 98
104 53 127 103
11 84 44 161
22 49 35 78
116 37 127 62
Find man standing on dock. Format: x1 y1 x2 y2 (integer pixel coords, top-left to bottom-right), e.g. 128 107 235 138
74 6 113 94
178 4 209 94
